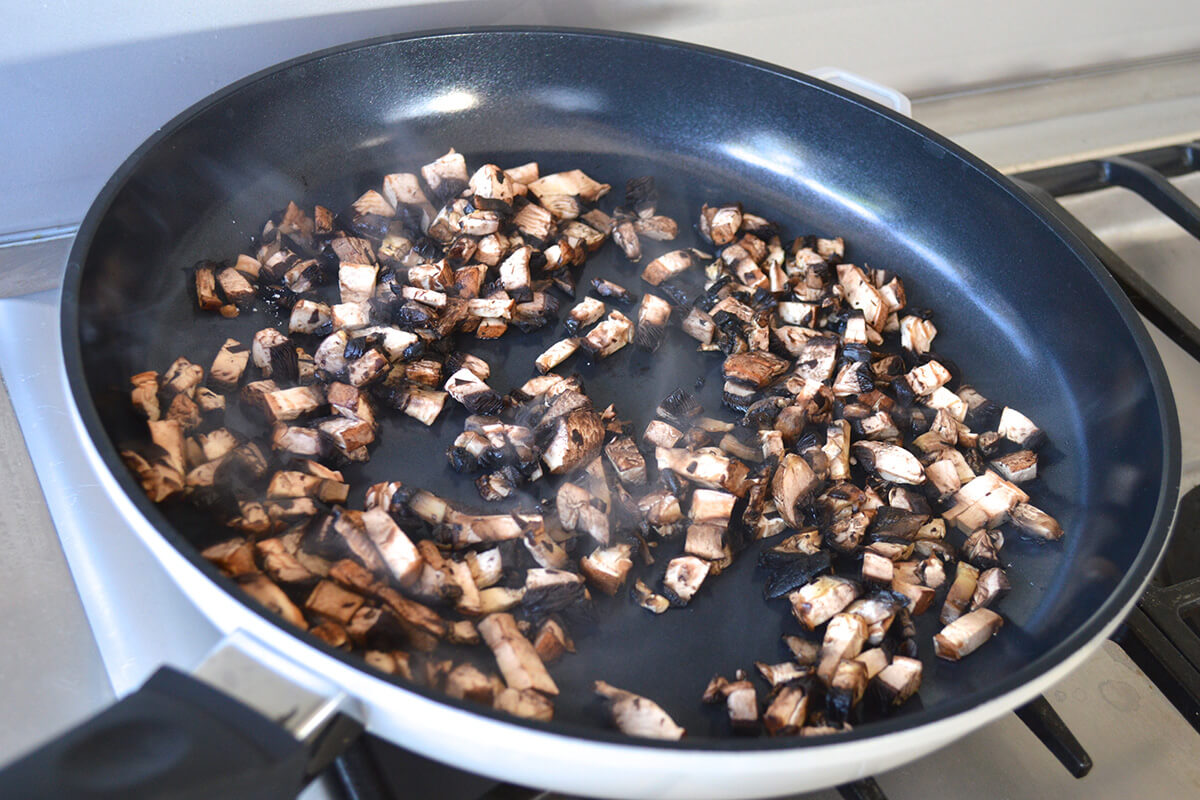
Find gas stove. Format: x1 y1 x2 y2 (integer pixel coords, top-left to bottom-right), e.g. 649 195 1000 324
2 49 1200 800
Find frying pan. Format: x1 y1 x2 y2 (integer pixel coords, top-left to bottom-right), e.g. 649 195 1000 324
2 27 1180 800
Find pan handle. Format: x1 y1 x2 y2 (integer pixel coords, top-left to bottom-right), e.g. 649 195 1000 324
0 632 363 800
806 68 912 117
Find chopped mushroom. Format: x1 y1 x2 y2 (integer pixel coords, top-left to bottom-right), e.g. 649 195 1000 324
132 154 1070 739
1009 502 1064 540
662 556 710 605
852 442 925 485
633 579 670 614
478 613 558 695
535 338 580 374
877 656 923 705
789 576 861 630
581 310 634 358
933 608 1003 660
581 543 634 596
593 681 685 740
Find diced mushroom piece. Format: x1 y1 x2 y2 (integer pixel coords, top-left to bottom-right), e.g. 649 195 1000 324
582 310 634 358
854 647 890 680
722 680 759 731
971 567 1011 611
541 408 605 475
789 576 861 630
467 164 517 212
934 608 1003 660
209 339 250 391
944 471 1029 532
899 316 937 354
466 296 516 320
817 612 869 684
163 357 204 397
612 218 641 261
202 538 258 576
494 687 554 721
195 262 222 310
764 685 809 736
443 663 498 704
420 148 469 200
478 612 558 695
925 458 962 500
395 386 446 426
528 169 610 204
755 661 811 688
635 215 679 241
260 385 324 424
1009 502 1064 540
699 204 742 245
535 338 580 374
361 507 423 587
662 556 710 606
723 351 790 389
633 579 670 614
347 349 389 387
852 441 925 485
533 619 573 665
238 573 307 630
593 681 684 740
637 488 683 528
443 510 539 548
313 331 350 376
602 436 647 487
305 579 365 625
216 265 255 305
826 660 869 724
784 635 821 666
904 360 952 396
251 328 297 381
655 447 750 496
266 470 348 504
580 543 634 596
837 264 888 330
681 307 716 345
642 420 683 449
477 586 527 615
642 249 695 286
688 489 734 526
564 297 605 335
339 263 378 305
771 453 821 528
861 552 894 585
990 450 1038 483
877 655 923 705
556 481 609 545
130 371 161 421
998 407 1044 449
444 368 504 416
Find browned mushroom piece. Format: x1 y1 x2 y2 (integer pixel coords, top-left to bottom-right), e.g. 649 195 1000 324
478 612 558 695
642 249 695 286
789 576 861 630
593 681 685 740
238 573 307 630
933 608 1004 660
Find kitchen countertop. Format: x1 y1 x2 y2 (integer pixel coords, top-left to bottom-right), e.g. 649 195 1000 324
2 49 1199 795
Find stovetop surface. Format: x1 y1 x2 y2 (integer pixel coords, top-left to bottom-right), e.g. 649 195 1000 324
4 59 1200 800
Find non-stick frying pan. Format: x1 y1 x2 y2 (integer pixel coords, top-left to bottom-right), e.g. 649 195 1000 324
2 27 1180 800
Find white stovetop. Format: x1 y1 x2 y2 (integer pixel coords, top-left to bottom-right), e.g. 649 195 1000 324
3 53 1200 799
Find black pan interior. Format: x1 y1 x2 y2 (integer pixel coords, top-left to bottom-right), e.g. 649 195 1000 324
64 29 1178 746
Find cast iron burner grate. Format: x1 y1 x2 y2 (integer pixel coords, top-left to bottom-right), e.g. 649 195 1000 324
326 141 1200 800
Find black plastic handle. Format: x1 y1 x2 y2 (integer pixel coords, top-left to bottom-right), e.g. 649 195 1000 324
0 666 308 800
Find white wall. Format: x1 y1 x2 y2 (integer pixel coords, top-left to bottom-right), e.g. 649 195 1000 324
2 0 1199 237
